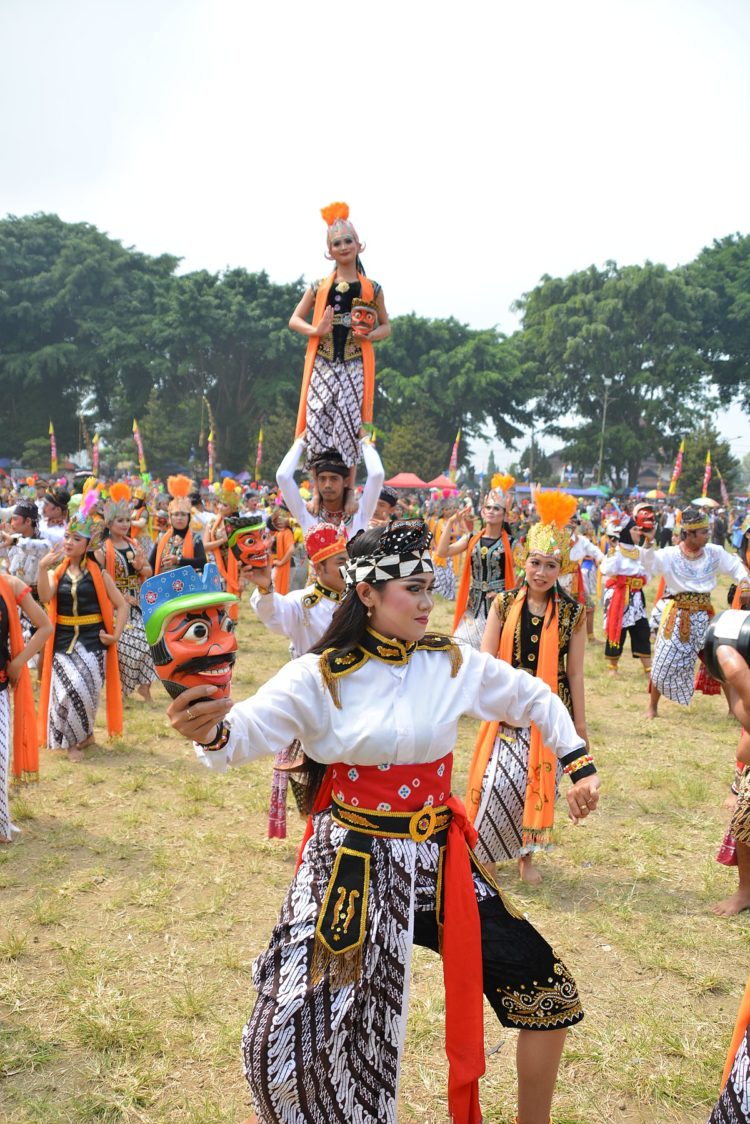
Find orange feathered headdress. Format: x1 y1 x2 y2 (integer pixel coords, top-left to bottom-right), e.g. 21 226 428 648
219 477 242 510
491 473 516 494
525 489 578 564
104 481 132 524
321 201 361 248
167 474 194 514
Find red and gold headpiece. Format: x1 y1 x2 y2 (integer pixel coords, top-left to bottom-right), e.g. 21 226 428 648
524 489 578 567
305 522 348 565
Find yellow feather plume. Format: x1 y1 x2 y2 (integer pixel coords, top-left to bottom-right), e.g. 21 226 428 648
534 489 578 528
321 201 350 226
109 482 131 504
81 475 97 495
167 474 193 499
491 473 515 493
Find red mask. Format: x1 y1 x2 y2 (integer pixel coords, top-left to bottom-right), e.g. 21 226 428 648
226 516 270 567
351 302 377 335
154 606 237 699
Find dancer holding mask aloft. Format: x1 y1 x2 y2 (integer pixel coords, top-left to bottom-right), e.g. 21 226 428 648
290 202 390 512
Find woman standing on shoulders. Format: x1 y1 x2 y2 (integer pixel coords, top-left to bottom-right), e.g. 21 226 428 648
437 476 516 648
466 490 590 885
37 492 127 762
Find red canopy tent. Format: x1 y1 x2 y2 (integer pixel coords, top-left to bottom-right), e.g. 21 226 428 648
385 472 428 488
426 474 455 488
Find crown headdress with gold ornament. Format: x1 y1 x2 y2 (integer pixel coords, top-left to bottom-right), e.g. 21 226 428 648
104 481 132 524
524 489 578 566
486 473 515 509
167 475 194 514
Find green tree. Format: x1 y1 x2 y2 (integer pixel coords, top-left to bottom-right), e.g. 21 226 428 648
156 269 305 470
0 213 178 457
515 261 714 486
381 415 446 481
688 232 750 411
376 315 528 467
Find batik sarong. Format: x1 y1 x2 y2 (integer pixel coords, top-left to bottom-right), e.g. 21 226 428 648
473 724 563 862
0 691 18 842
244 809 583 1123
305 355 364 469
48 646 105 749
117 604 157 697
651 606 711 705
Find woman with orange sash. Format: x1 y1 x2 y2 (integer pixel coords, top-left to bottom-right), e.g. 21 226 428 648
437 477 517 648
166 520 598 1124
290 202 390 508
465 491 591 885
149 476 207 576
37 492 127 762
94 483 156 701
0 573 51 841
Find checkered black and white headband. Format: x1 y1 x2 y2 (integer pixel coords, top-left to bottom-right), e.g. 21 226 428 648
342 520 434 589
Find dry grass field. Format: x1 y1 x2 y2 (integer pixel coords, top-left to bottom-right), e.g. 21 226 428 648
1 586 748 1123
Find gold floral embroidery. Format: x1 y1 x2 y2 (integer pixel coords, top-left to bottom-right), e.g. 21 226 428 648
496 958 582 1028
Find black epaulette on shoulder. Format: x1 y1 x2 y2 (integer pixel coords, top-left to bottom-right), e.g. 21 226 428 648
416 635 463 677
319 647 369 709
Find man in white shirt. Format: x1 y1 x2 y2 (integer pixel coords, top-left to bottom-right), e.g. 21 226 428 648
640 506 750 717
276 438 384 536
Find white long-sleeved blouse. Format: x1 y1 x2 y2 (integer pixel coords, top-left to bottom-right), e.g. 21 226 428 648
639 543 749 594
195 643 586 775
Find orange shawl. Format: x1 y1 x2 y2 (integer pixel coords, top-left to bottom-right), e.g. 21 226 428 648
295 271 375 436
103 538 141 584
465 586 560 850
272 527 295 596
154 529 194 575
0 577 39 781
451 529 515 634
38 559 123 743
208 519 240 621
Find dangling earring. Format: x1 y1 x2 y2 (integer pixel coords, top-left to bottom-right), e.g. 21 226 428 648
366 607 373 618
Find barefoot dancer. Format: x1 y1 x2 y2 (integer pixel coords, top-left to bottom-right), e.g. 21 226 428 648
290 202 390 509
167 521 598 1124
465 490 592 885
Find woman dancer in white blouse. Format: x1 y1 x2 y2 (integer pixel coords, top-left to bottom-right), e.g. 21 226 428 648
167 521 600 1124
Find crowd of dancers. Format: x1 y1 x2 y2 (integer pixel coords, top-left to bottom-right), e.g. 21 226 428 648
1 202 749 1123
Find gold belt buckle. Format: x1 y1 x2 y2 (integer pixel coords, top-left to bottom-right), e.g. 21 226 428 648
409 805 437 842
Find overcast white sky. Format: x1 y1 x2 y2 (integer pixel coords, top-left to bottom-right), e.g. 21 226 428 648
2 0 749 466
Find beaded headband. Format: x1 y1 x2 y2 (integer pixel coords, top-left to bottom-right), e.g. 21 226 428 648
343 520 434 589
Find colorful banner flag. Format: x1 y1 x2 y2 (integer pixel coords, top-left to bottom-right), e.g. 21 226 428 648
716 465 730 508
207 430 214 485
449 428 461 483
49 421 58 475
132 418 147 475
255 427 264 482
92 433 100 476
701 450 712 497
667 438 685 496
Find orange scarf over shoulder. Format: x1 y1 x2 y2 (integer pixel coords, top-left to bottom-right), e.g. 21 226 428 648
38 560 123 743
154 529 194 575
452 529 515 634
295 271 375 437
464 586 560 850
0 577 39 781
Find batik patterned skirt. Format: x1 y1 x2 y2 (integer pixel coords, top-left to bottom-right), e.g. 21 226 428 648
454 604 488 650
305 355 364 470
0 690 18 842
243 809 583 1123
651 608 710 706
473 724 563 862
48 646 105 750
118 604 157 697
708 1029 750 1122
